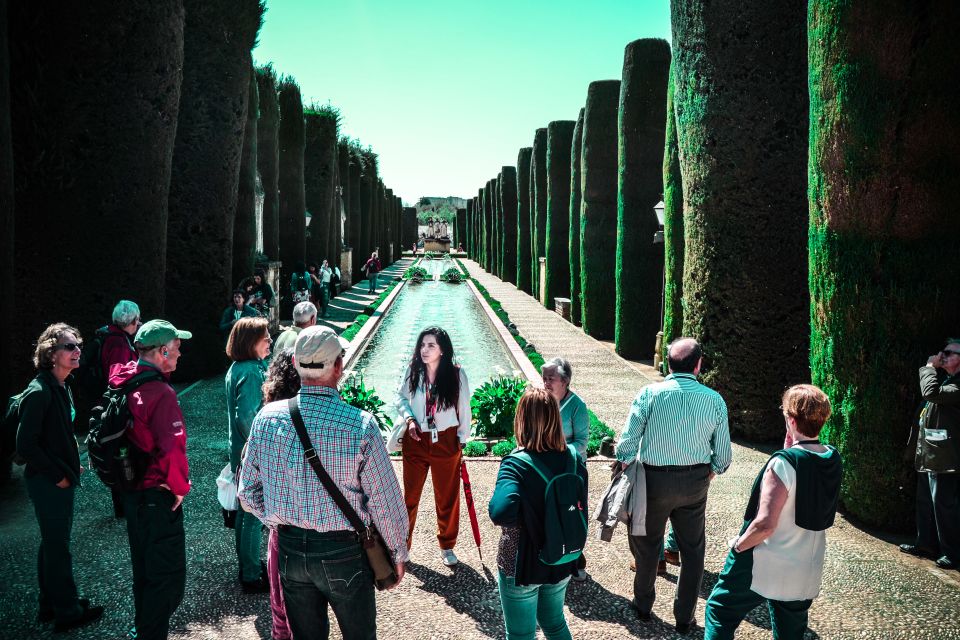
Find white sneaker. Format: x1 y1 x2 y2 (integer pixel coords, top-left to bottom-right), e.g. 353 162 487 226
572 569 588 582
440 549 459 566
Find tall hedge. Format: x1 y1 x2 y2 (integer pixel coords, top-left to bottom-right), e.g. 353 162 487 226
304 108 338 265
278 77 306 304
662 65 684 358
358 151 377 271
9 3 187 383
456 207 466 251
615 39 670 359
500 166 518 285
347 146 362 273
809 0 960 528
569 108 585 326
673 0 808 439
493 175 502 277
516 147 533 294
385 187 394 261
485 180 494 270
403 206 417 253
545 120 576 309
233 58 259 287
0 0 14 396
580 80 620 340
337 140 350 262
466 200 474 257
256 64 280 261
531 128 548 297
476 189 483 264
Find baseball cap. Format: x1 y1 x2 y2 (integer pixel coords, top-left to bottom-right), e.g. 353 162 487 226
135 319 193 347
295 326 349 369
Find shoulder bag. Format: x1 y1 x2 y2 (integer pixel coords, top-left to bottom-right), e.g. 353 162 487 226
287 397 399 590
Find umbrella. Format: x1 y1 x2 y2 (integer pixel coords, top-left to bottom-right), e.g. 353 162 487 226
460 460 483 562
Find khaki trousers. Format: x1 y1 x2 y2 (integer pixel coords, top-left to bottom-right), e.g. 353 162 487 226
402 427 461 550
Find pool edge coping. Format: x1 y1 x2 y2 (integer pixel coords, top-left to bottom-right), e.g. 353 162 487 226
466 278 543 386
343 278 407 371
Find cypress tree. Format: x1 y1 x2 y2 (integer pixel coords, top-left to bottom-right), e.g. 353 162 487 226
615 39 670 359
304 107 338 265
662 65 684 357
569 108 585 326
673 0 808 439
164 0 263 378
376 180 385 260
466 200 474 257
516 147 533 294
278 77 306 303
385 187 394 262
493 175 501 277
545 120 576 309
348 145 362 277
9 2 188 382
580 80 620 340
484 180 493 270
403 206 417 254
358 150 377 271
478 189 485 264
233 58 259 287
256 64 280 261
500 166 518 285
337 139 351 266
0 0 14 396
809 0 960 527
456 208 466 251
531 128 548 297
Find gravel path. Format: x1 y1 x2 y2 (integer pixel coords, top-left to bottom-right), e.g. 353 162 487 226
0 258 958 639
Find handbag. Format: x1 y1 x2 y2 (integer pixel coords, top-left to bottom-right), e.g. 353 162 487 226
287 397 399 590
216 462 239 510
386 420 406 453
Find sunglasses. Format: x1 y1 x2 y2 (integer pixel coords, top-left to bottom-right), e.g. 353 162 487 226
56 343 83 352
942 349 960 358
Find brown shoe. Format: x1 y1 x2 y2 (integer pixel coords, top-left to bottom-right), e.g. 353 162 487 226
664 549 680 566
657 560 668 576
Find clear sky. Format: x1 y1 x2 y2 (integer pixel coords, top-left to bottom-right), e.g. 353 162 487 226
254 0 671 205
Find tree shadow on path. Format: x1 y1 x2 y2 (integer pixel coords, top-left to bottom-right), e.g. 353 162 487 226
406 561 503 638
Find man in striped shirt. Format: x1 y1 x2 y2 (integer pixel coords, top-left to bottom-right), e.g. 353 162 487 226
616 337 732 635
238 326 408 640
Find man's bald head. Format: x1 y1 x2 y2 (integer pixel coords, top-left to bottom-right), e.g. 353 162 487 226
667 338 702 374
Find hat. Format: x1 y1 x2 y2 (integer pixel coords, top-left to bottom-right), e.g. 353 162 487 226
295 326 349 370
135 319 193 347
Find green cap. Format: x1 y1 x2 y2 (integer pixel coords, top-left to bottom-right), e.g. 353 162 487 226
135 319 193 347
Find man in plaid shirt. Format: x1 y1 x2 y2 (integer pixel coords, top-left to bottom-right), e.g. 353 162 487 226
238 326 407 640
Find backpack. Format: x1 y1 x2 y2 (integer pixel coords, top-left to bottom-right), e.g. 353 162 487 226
75 326 111 404
1 388 29 470
292 272 310 291
511 445 587 565
86 370 165 489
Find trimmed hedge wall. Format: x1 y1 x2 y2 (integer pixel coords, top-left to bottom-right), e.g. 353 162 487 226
278 77 307 289
233 59 259 288
615 39 669 359
304 109 339 265
531 128 548 297
337 139 350 258
545 120 576 309
808 0 960 528
580 80 620 340
516 147 534 294
256 64 280 261
672 0 808 439
662 65 684 358
569 108 585 326
500 166 518 285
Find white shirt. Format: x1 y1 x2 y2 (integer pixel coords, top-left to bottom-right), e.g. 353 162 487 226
319 266 332 284
750 447 837 601
394 366 472 443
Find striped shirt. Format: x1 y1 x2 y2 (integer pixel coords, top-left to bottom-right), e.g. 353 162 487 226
238 384 409 562
616 373 732 474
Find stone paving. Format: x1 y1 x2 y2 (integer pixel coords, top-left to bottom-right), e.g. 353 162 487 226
1 258 959 639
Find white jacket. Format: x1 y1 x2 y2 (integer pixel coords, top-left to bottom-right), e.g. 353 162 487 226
394 365 472 443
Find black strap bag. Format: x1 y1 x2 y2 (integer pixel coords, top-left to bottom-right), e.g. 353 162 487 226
287 397 399 590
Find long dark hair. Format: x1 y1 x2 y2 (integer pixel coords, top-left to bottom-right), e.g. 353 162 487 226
262 348 301 403
407 327 459 410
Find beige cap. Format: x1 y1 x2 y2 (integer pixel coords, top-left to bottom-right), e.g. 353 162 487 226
295 326 349 370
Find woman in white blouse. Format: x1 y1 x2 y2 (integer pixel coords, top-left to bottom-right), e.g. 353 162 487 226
704 384 843 640
395 327 472 566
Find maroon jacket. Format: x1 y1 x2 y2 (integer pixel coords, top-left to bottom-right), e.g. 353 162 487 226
109 361 191 496
101 325 137 380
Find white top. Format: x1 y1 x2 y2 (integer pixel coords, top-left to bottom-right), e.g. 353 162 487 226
750 447 836 601
319 266 332 284
394 366 472 443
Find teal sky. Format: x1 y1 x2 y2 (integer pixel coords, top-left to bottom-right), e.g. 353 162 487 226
255 0 671 205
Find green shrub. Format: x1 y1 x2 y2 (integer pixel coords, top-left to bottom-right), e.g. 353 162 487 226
470 376 528 439
340 373 391 430
586 410 615 457
440 267 464 283
491 437 517 458
403 266 430 281
463 441 488 457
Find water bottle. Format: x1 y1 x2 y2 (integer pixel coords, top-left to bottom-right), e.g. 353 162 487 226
118 447 136 484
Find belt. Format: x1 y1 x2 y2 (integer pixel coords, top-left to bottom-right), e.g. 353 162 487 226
277 525 357 540
644 463 710 472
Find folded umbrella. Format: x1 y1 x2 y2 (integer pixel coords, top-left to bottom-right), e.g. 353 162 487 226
460 460 483 562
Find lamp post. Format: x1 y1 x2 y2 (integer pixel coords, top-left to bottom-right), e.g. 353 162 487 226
652 200 666 374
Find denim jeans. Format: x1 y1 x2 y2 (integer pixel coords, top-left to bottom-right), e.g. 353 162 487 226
235 508 263 582
277 527 376 640
498 571 572 640
25 474 82 622
368 273 379 293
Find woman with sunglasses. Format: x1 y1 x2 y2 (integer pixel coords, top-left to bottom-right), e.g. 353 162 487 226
15 324 104 632
225 316 272 592
395 326 472 566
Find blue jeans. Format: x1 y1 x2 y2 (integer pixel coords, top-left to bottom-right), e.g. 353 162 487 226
235 508 263 582
498 571 572 640
278 527 376 640
368 272 379 293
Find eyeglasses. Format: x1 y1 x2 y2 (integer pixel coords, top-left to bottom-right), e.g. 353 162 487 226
56 343 83 352
942 349 960 358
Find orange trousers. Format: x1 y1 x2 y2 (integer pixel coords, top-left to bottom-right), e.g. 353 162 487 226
402 427 461 550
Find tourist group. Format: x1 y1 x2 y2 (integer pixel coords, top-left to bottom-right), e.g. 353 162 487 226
8 293 960 640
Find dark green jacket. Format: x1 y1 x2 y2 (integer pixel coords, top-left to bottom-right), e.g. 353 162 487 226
489 448 587 586
220 304 259 336
915 366 960 473
225 359 267 471
15 369 81 485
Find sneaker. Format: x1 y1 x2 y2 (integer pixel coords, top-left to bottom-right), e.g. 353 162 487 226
572 569 588 582
936 556 958 570
53 602 104 633
899 543 937 559
38 598 89 623
440 549 459 566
